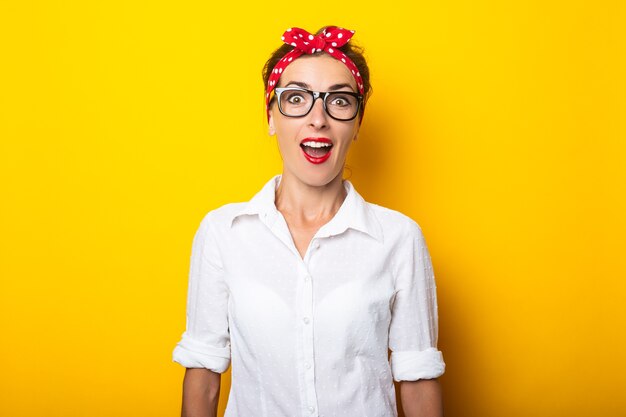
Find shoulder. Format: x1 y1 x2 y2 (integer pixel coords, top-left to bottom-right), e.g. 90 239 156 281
196 202 248 234
366 202 426 243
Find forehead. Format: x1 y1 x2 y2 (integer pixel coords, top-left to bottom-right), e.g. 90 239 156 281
278 54 357 90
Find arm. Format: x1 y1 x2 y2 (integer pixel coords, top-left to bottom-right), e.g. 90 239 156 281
173 213 231 416
389 223 446 414
181 368 222 417
399 378 443 417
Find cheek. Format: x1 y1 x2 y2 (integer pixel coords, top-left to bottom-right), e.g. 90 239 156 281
275 123 299 143
341 124 359 143
272 111 297 134
336 134 356 155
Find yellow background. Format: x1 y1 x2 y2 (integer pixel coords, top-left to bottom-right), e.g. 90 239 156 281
1 1 624 416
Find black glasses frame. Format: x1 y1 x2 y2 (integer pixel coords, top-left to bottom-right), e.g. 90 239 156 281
273 87 363 121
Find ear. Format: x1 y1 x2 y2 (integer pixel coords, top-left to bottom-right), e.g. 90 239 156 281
268 112 276 136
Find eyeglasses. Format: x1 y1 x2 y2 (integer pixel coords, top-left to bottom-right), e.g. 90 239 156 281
273 87 363 121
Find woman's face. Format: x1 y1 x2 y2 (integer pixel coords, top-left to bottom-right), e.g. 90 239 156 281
268 54 361 188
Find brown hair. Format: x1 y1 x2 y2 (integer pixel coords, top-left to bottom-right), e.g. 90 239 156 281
262 26 372 119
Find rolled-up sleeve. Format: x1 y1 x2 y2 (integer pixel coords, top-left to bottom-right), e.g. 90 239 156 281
389 223 445 381
172 212 231 373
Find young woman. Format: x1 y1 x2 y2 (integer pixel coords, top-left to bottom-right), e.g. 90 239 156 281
173 25 445 417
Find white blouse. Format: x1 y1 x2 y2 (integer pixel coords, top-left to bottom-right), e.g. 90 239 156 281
173 175 445 417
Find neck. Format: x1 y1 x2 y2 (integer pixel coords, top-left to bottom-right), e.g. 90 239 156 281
275 171 347 225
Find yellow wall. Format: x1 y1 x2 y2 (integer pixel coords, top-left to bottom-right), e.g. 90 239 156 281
1 1 624 416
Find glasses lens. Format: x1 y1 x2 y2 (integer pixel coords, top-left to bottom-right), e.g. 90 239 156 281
279 89 313 117
325 92 359 120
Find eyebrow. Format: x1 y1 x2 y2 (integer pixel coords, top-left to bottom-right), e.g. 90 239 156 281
284 81 310 89
328 83 356 92
283 81 357 92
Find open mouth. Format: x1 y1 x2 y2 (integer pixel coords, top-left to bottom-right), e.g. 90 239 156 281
300 138 333 164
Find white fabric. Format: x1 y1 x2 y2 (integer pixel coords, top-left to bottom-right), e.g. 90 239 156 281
173 174 445 417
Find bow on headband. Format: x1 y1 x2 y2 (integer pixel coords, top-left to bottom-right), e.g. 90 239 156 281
265 26 365 121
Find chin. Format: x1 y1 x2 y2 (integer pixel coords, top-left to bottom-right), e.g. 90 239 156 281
298 167 343 187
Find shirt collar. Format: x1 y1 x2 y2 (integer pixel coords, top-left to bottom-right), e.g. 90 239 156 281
230 174 383 242
230 174 282 222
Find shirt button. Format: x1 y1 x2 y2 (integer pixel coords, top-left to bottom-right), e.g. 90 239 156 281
305 362 311 369
303 317 310 324
305 275 311 282
308 406 315 413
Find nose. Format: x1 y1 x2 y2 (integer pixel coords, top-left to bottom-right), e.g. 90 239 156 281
307 97 329 130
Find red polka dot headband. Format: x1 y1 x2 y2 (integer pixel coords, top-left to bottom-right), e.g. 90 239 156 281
265 26 365 121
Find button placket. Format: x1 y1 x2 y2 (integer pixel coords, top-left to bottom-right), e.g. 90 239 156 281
298 262 318 416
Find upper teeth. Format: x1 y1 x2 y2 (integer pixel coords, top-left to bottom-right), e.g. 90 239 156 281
302 141 332 148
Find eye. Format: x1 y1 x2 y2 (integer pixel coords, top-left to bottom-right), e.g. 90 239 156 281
283 90 309 105
288 95 304 104
328 95 353 107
